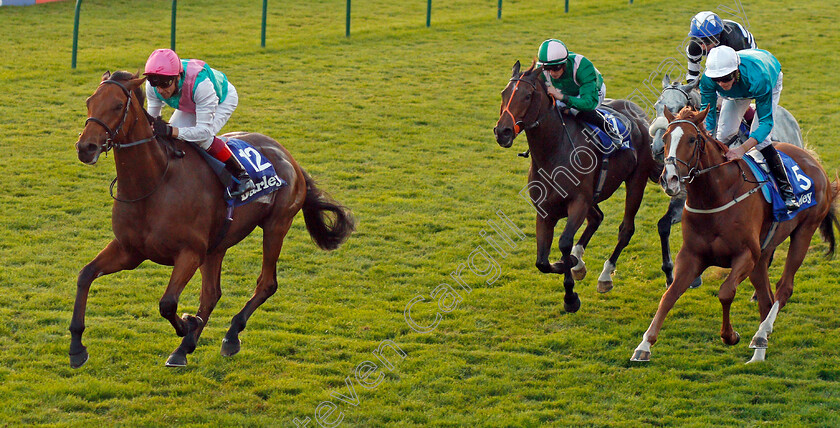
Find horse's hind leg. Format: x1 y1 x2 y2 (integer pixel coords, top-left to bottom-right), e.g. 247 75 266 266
169 252 226 366
222 216 293 357
571 205 604 281
70 240 143 368
775 222 819 308
160 252 202 367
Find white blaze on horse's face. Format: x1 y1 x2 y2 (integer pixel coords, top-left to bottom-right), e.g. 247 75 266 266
663 126 684 196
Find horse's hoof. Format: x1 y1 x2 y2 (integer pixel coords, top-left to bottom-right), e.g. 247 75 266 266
571 265 587 281
221 337 241 357
69 349 89 369
749 336 768 349
630 349 651 362
165 352 187 367
722 331 741 346
597 280 614 294
689 276 702 289
563 293 581 313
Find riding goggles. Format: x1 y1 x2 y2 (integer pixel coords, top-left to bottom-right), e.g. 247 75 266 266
147 75 177 88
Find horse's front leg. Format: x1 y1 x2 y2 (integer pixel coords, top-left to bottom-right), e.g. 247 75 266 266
719 252 756 347
631 249 705 362
534 216 561 274
570 205 604 281
658 194 703 290
160 251 202 367
70 240 143 368
658 195 684 287
557 200 589 313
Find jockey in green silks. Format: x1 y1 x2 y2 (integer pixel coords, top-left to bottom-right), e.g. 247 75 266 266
536 39 618 143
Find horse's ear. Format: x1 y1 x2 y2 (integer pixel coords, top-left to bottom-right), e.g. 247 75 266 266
127 77 146 91
512 60 521 78
664 106 675 122
688 78 700 90
101 71 111 81
695 104 710 123
662 73 671 88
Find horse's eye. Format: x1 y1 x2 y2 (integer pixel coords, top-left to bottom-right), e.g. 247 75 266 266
524 94 531 101
113 102 123 111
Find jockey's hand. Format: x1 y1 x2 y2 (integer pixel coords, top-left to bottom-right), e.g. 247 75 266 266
546 86 564 100
725 145 745 161
152 117 173 138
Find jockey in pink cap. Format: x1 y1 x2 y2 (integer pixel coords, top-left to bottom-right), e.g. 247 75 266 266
143 48 255 198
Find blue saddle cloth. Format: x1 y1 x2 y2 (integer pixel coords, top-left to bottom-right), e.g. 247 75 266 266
742 152 816 222
582 108 632 157
194 138 288 207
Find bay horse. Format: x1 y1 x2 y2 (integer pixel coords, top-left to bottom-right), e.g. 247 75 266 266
72 71 355 368
649 75 804 289
493 61 659 312
631 106 839 363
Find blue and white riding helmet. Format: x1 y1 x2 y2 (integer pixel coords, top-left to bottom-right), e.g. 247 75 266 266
689 11 724 39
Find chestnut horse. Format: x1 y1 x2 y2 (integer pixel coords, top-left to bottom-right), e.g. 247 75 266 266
631 106 839 363
72 71 355 367
493 61 659 312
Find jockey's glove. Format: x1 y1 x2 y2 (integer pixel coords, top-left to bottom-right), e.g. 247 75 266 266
152 116 173 138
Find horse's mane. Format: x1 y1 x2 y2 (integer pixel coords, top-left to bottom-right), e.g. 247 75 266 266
675 106 698 120
109 70 147 109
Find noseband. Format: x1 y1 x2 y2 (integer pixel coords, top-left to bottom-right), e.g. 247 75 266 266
664 118 743 183
500 76 554 136
84 80 154 153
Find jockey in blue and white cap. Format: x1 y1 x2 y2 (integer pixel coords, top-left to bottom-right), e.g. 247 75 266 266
685 11 756 84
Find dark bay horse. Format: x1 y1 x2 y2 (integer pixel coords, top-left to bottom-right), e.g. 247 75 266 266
493 61 659 312
631 106 839 363
72 71 355 367
649 75 804 289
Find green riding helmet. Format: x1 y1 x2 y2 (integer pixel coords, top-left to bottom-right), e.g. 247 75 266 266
537 39 569 67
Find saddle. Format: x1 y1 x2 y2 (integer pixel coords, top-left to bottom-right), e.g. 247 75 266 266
581 106 633 156
188 138 287 207
742 150 815 221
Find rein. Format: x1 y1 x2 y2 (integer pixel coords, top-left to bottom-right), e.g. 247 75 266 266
665 117 766 214
85 79 170 203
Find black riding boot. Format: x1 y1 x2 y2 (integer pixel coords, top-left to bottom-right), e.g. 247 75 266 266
576 109 620 147
760 145 799 211
223 156 256 198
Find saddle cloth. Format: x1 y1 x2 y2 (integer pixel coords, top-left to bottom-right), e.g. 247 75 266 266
581 106 632 157
191 138 288 207
742 150 816 221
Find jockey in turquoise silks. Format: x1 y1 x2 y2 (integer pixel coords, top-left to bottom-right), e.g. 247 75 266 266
700 46 799 211
536 39 618 144
143 48 255 198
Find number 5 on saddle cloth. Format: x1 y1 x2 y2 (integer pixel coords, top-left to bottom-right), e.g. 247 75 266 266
189 137 287 207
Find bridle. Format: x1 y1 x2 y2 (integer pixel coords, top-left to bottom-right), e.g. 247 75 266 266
659 84 697 110
663 118 739 183
664 117 766 214
500 75 556 137
84 79 169 203
84 79 154 154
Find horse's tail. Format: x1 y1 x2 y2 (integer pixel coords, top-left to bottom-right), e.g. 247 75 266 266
301 170 355 251
818 174 840 258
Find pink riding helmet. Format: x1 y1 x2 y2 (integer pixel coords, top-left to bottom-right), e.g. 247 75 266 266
144 49 183 76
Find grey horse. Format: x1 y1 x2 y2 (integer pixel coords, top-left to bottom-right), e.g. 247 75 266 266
649 74 804 288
